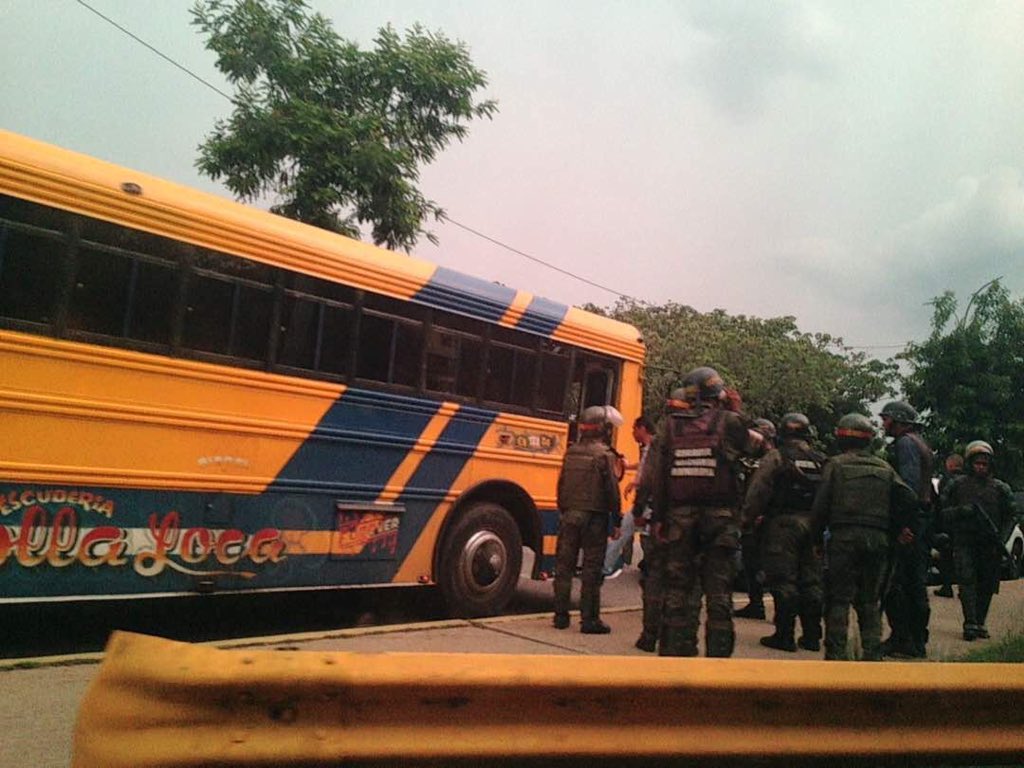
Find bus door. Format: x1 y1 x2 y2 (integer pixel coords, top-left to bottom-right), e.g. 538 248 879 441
567 354 620 444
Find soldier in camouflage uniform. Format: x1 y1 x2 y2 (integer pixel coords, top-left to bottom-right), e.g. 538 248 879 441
651 367 757 657
812 414 916 661
939 441 1021 641
734 418 776 621
553 405 623 634
741 413 826 652
632 419 664 652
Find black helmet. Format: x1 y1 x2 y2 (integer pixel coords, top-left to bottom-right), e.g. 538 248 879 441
680 367 725 403
753 418 777 440
880 400 919 424
779 412 811 439
835 413 874 447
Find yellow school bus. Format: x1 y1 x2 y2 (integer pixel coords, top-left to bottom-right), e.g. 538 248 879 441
0 130 644 616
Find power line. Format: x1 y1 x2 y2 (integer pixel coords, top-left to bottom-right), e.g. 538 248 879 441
76 0 629 302
68 1 911 351
75 0 234 101
443 218 626 299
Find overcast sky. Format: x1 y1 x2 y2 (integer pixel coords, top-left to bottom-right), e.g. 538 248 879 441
3 0 1023 357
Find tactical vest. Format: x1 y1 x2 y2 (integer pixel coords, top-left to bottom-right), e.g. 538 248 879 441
667 408 737 506
558 440 611 512
828 454 894 531
776 443 825 513
944 475 1004 537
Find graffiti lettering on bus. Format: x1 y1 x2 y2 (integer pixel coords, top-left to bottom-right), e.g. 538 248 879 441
334 510 400 557
0 502 286 580
1 488 115 518
133 511 286 579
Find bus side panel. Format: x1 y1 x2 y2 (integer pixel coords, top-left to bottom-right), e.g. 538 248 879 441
391 412 565 581
0 334 505 601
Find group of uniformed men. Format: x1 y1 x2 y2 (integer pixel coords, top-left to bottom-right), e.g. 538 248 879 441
553 366 1021 660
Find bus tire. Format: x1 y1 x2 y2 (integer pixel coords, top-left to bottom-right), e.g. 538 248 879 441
439 502 522 618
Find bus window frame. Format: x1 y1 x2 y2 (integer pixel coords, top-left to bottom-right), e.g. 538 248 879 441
0 193 629 425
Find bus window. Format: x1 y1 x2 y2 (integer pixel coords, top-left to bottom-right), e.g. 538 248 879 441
183 271 234 353
231 282 274 361
538 342 571 416
0 196 69 327
357 313 423 387
583 366 614 409
127 260 176 345
318 304 353 375
565 354 620 443
277 294 320 369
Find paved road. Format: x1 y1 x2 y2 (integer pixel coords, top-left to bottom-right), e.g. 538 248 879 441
3 571 1024 768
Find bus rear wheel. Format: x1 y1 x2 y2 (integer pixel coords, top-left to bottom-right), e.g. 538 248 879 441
438 502 522 618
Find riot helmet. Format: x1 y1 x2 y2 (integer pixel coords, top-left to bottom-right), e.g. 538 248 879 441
578 405 624 440
880 401 919 425
778 412 811 440
835 413 874 449
753 418 777 440
666 386 690 413
680 366 725 403
964 440 994 476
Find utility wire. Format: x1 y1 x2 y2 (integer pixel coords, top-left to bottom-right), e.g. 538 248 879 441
70 0 910 350
75 0 627 302
75 0 234 101
443 218 625 298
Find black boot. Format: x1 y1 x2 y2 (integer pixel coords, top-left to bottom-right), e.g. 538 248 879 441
734 601 766 620
635 632 657 652
797 636 820 652
553 613 570 630
760 632 797 652
581 619 611 634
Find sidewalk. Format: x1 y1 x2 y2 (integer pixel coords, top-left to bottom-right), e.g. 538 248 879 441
218 578 1024 660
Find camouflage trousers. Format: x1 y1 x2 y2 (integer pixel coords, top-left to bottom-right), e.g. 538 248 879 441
739 528 764 605
824 526 889 661
639 531 667 640
760 512 823 644
659 505 740 657
953 538 1001 629
553 508 608 623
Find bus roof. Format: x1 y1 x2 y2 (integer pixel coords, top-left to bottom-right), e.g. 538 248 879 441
0 130 644 363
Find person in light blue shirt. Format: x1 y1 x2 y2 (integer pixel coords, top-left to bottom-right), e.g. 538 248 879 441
602 416 655 579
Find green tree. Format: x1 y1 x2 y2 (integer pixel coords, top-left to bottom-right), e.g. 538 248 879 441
191 0 497 250
592 298 896 446
900 279 1024 488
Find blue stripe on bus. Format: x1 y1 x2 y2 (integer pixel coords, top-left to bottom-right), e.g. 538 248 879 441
516 296 569 337
413 267 516 323
397 405 497 502
268 387 442 499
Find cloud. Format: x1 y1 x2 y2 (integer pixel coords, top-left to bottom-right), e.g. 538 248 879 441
683 0 839 119
891 168 1024 270
768 167 1024 345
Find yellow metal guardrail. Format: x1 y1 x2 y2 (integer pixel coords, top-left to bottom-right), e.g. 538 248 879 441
73 631 1024 767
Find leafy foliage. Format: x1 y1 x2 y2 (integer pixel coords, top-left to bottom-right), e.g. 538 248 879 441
900 279 1024 487
191 0 497 250
589 298 896 446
